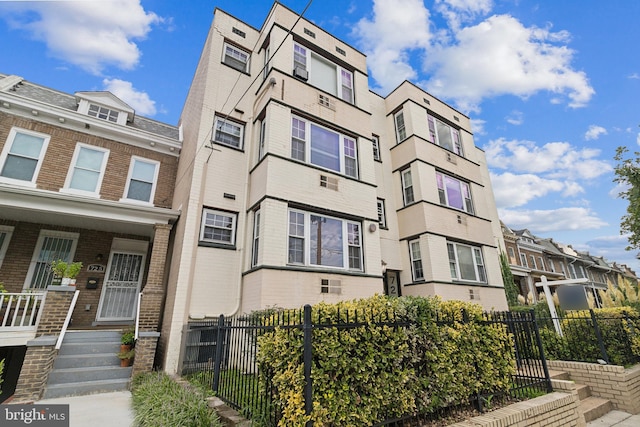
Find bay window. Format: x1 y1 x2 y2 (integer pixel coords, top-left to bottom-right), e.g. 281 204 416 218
291 116 358 178
293 43 354 103
287 209 362 270
427 115 463 156
436 172 474 214
394 110 407 142
447 242 487 283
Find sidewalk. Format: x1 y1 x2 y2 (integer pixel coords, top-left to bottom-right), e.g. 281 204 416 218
37 391 134 427
587 410 640 426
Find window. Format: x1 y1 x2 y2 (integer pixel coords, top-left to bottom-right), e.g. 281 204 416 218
0 127 50 186
447 242 486 283
290 116 358 178
63 143 109 195
25 230 78 289
88 104 119 123
394 111 407 142
0 225 14 269
287 209 362 270
568 263 577 279
252 209 260 266
507 247 515 261
529 255 537 270
549 260 556 272
520 253 528 267
258 120 266 161
436 172 474 213
409 240 424 281
222 42 250 72
377 199 387 229
214 117 244 149
401 169 414 205
372 135 381 161
577 265 586 279
263 47 270 80
427 115 463 156
559 262 566 276
200 209 237 246
122 157 159 204
538 257 545 271
293 44 354 103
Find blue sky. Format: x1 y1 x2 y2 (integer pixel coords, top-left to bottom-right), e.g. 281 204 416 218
1 0 639 269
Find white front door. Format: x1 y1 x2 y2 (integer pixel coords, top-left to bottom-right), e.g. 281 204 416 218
96 239 147 322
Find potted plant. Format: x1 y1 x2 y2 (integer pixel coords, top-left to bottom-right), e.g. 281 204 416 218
65 262 83 285
117 348 135 367
50 260 83 286
120 328 135 352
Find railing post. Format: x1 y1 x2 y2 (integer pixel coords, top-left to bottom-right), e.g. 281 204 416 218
212 314 225 393
303 304 313 426
530 309 553 392
590 309 610 364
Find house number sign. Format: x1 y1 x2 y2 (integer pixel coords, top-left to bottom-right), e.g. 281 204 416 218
87 264 106 273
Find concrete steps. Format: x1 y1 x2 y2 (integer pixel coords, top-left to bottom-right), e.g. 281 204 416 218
43 330 131 399
551 368 614 423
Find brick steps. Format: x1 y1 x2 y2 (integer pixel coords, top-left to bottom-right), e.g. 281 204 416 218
551 368 614 424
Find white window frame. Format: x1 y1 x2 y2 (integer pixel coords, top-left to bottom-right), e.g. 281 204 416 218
200 208 237 246
538 257 545 271
409 239 424 281
121 156 160 205
252 209 260 267
436 172 474 214
447 242 487 283
213 116 245 150
401 169 414 206
290 116 358 178
24 230 79 290
0 225 14 269
377 198 387 229
372 135 381 161
258 120 266 161
529 255 537 270
88 104 119 123
427 114 463 156
0 127 50 187
62 143 110 196
520 253 528 267
263 46 270 80
222 42 250 73
507 247 515 261
568 263 577 279
394 110 407 142
292 43 354 104
287 208 363 271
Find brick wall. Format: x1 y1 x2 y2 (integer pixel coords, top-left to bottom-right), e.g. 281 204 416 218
11 343 57 403
36 287 76 336
132 334 159 376
548 360 640 414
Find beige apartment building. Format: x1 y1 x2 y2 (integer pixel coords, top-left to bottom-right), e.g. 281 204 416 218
162 3 507 373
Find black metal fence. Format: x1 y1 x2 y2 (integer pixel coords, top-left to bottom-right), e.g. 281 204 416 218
181 308 552 426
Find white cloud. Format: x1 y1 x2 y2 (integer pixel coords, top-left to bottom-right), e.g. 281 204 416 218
1 0 162 74
628 73 640 80
637 133 640 146
424 15 594 112
584 125 607 140
484 138 611 180
103 78 156 116
435 0 492 31
490 172 564 208
470 118 486 135
354 0 432 93
583 235 639 269
499 207 607 232
505 110 523 125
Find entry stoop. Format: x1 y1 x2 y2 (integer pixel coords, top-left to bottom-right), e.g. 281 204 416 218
550 369 613 423
43 330 131 399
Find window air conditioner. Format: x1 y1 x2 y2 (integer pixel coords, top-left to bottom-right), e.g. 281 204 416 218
293 66 308 80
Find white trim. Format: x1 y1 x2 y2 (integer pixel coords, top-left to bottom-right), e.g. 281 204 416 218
394 110 406 142
61 143 110 197
121 156 160 205
200 208 237 245
292 43 354 103
409 239 424 281
213 116 245 149
0 127 50 187
222 42 250 72
0 225 14 269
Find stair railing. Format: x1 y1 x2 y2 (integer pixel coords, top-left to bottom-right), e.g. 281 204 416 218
55 290 80 350
135 292 142 340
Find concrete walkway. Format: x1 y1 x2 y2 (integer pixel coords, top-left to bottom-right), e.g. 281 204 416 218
37 391 134 427
587 410 640 426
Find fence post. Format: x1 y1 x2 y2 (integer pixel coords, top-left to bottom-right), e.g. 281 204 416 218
212 314 225 393
303 304 313 426
589 309 610 364
530 309 553 392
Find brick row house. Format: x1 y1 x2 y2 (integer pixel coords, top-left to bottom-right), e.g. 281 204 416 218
501 222 639 307
0 73 180 400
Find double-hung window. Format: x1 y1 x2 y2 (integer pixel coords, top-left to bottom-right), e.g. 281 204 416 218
538 257 545 271
0 225 14 269
122 156 159 204
292 43 354 103
427 115 463 156
436 172 473 214
409 239 424 281
290 116 358 178
529 255 537 269
0 127 50 186
401 169 414 205
447 242 486 283
25 230 78 289
394 111 407 142
252 209 260 266
287 209 362 270
200 208 237 246
63 143 109 196
214 116 244 149
222 42 250 73
520 253 528 267
377 199 387 229
372 135 381 161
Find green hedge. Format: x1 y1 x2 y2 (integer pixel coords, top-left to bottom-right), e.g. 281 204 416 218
257 295 515 426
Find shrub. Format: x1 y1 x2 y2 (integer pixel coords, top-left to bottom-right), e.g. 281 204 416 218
131 371 222 427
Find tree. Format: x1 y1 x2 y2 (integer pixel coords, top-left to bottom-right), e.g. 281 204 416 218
500 251 519 308
613 146 640 250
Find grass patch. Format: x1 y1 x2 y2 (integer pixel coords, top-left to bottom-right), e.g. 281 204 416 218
131 371 222 427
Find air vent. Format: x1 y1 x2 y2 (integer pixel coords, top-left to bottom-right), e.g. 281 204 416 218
321 279 342 294
453 116 460 122
469 289 480 301
457 214 467 225
336 46 346 56
293 65 308 81
304 28 316 38
318 94 336 110
446 152 457 164
423 97 430 105
232 27 246 38
320 175 339 191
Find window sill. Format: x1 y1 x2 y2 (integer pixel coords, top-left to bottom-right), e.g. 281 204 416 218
59 188 101 198
212 140 245 152
198 241 237 250
0 177 37 188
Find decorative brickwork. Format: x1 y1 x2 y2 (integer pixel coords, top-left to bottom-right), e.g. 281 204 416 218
548 360 640 414
11 337 57 403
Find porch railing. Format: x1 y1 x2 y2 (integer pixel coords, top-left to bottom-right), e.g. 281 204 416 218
0 292 46 329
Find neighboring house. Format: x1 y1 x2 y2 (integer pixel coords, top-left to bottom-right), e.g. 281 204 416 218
0 73 180 396
162 3 508 374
